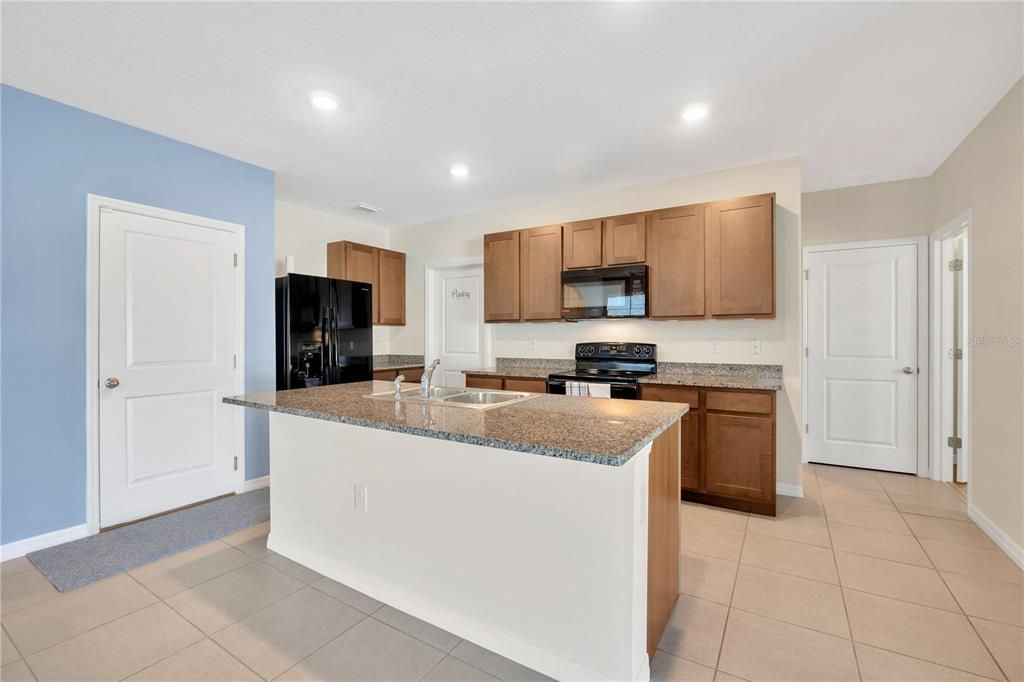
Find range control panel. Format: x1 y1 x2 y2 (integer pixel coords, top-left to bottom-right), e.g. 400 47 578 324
575 342 656 360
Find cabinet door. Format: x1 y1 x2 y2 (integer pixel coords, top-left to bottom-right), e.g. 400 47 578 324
704 413 773 502
707 194 774 317
562 220 603 269
503 377 547 393
465 375 504 390
603 213 647 265
648 205 705 317
377 248 406 325
484 231 521 321
520 225 562 320
641 385 700 491
328 242 381 323
373 369 398 381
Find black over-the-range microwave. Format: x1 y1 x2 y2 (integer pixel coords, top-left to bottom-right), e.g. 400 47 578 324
561 264 648 320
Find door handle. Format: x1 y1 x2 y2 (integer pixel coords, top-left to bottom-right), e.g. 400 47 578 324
104 377 120 388
902 367 915 375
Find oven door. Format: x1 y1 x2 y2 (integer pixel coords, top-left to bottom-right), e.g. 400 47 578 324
561 265 647 319
546 376 640 399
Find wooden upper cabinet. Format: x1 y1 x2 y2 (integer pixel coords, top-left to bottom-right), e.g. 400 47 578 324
520 225 563 320
484 230 521 321
706 194 775 317
648 204 705 318
562 219 603 269
327 241 406 326
377 248 406 325
603 213 647 265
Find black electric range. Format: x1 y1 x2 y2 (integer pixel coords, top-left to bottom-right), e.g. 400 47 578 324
547 342 656 399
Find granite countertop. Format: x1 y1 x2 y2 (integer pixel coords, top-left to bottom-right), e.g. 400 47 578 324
463 358 783 391
373 354 425 371
224 381 687 467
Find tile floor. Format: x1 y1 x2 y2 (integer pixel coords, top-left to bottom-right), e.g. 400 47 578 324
1 465 1021 681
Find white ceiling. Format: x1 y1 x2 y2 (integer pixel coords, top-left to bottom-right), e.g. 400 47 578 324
3 2 1021 227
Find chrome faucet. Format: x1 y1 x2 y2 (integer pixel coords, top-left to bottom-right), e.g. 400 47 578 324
420 359 441 397
393 374 406 399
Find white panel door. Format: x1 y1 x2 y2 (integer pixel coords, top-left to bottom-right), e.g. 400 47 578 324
430 264 486 387
807 244 919 472
99 208 239 526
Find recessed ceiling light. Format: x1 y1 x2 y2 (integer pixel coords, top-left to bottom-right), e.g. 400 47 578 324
681 103 709 122
449 164 470 178
309 91 339 111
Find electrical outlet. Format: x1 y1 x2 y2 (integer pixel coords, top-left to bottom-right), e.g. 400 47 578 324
529 337 537 351
353 483 368 512
750 339 762 355
710 340 721 354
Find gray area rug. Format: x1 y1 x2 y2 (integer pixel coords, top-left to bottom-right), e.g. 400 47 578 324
28 488 270 592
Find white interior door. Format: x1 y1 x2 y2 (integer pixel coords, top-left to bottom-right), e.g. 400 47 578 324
806 243 919 473
98 207 240 527
428 263 488 387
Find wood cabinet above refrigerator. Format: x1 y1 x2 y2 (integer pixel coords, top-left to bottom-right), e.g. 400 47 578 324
327 240 406 326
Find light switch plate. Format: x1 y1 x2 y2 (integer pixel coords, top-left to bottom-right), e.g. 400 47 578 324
710 340 721 354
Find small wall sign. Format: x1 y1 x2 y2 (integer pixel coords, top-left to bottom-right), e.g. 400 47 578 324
451 289 471 300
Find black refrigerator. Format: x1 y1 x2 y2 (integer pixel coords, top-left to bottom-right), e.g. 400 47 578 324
276 274 373 390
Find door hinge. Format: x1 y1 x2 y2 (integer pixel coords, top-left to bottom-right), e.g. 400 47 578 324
948 258 964 272
233 253 238 267
804 346 809 358
803 269 809 281
947 436 963 449
804 423 809 434
953 348 963 360
233 456 239 471
233 354 238 369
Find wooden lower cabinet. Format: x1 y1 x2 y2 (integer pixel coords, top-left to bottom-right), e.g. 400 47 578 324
641 383 776 515
465 374 504 390
465 374 548 393
373 367 423 382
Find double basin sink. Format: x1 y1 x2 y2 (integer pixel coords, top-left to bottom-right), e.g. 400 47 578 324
366 385 537 411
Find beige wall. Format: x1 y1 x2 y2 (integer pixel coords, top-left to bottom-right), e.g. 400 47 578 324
802 177 932 245
389 158 805 490
931 80 1023 550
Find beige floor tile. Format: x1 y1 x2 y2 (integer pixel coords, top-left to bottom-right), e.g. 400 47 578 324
220 522 270 546
374 605 461 652
0 659 35 681
835 551 960 612
904 515 999 549
262 553 322 584
713 672 746 682
680 523 745 562
165 561 303 634
233 534 272 559
825 501 911 535
3 573 158 655
843 589 1002 678
650 650 715 681
746 515 831 548
25 602 202 681
213 585 364 679
971 617 1024 682
449 640 552 682
731 565 849 637
680 503 749 532
0 570 58 615
814 465 885 491
279 617 445 681
828 522 931 566
820 483 896 510
129 541 253 598
889 492 970 521
854 643 995 681
0 558 35 579
740 533 838 583
942 572 1024 626
2 626 21 664
921 538 1024 585
656 593 728 667
127 639 261 680
311 577 383 614
774 493 827 522
422 655 499 681
678 551 738 604
878 474 963 499
718 608 859 681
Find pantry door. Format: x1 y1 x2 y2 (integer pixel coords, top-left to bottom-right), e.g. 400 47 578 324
92 196 244 528
426 262 490 387
806 241 923 473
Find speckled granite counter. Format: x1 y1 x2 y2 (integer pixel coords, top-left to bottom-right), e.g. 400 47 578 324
225 380 687 466
373 354 425 371
463 358 783 391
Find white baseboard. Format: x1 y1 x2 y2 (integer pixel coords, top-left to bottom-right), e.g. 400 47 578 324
776 483 804 498
968 503 1024 569
1 524 89 560
241 475 270 493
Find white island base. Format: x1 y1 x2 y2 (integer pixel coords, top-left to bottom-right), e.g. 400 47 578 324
266 411 679 681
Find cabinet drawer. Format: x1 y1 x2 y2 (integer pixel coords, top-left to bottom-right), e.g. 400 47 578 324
705 390 772 414
465 375 504 390
373 369 398 381
641 385 699 408
503 377 547 393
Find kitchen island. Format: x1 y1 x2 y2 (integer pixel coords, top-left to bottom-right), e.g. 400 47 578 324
225 381 687 681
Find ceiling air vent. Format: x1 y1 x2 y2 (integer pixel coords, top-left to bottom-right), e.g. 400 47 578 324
353 202 383 214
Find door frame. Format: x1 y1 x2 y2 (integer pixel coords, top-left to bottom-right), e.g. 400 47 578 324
85 194 246 535
929 211 972 486
802 237 930 476
424 258 494 380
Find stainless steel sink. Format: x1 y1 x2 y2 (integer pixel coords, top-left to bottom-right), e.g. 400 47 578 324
443 391 531 406
365 386 536 410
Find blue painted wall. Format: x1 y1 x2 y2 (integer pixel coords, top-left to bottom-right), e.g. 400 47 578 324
1 85 275 544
